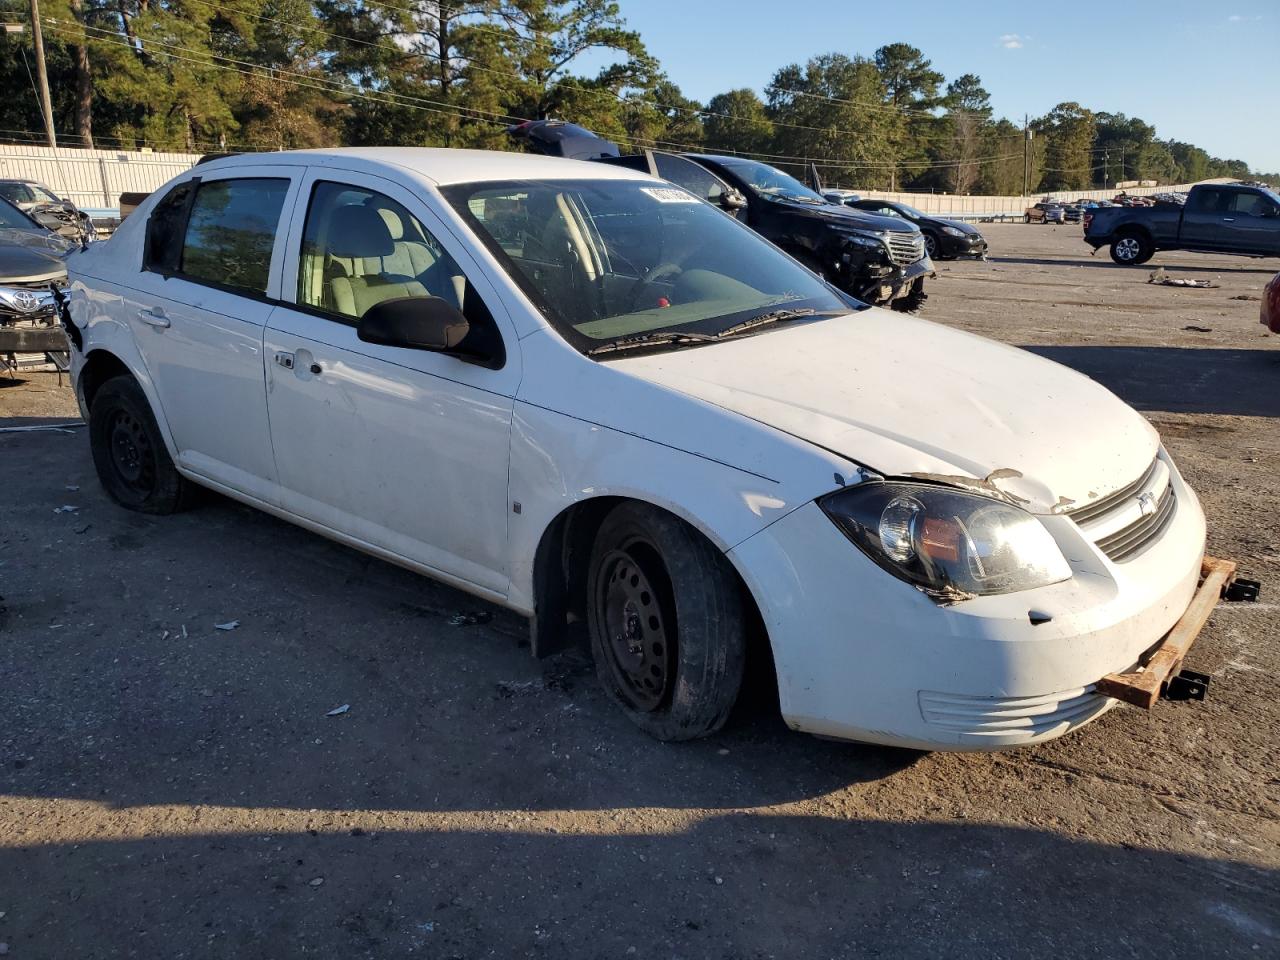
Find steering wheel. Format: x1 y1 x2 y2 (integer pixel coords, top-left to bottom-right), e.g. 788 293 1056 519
627 261 684 310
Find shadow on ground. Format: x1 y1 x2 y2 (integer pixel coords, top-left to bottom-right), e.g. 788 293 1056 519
1025 345 1280 417
0 816 1274 957
992 254 1278 275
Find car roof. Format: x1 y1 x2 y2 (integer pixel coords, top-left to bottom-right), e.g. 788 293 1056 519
194 147 656 186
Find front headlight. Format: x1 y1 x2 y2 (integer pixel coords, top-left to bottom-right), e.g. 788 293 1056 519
941 225 967 238
819 482 1072 598
832 230 884 249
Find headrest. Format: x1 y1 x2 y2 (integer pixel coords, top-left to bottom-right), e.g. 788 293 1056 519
376 207 404 241
327 204 394 258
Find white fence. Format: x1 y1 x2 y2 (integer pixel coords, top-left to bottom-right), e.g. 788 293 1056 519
849 179 1237 221
0 144 1239 220
0 144 200 210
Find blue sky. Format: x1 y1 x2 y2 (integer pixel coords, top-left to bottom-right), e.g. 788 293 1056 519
591 0 1279 171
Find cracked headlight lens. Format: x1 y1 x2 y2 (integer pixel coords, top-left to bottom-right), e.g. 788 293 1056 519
820 482 1071 598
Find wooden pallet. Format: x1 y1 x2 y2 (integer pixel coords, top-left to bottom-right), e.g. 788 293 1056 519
1095 556 1237 709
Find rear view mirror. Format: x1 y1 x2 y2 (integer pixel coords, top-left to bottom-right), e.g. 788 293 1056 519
357 296 469 352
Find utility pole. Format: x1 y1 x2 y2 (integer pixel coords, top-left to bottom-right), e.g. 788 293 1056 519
1024 115 1034 198
28 0 56 147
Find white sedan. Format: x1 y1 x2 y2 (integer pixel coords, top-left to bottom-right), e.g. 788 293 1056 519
63 148 1211 750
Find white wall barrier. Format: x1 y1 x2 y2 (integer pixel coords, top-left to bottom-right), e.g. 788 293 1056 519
0 144 1238 220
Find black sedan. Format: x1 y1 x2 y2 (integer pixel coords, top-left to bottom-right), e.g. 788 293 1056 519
848 199 989 261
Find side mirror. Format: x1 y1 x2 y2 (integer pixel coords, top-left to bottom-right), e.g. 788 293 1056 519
720 189 747 211
357 296 469 352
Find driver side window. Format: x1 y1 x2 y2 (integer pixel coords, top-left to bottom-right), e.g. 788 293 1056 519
298 181 472 322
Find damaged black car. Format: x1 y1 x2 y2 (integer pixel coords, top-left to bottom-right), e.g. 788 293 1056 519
507 120 933 312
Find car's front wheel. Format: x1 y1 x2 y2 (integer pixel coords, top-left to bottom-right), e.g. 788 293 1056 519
89 375 193 514
586 502 746 741
923 232 940 260
1110 233 1153 265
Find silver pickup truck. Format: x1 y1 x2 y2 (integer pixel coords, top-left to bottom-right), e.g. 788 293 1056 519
1083 183 1280 264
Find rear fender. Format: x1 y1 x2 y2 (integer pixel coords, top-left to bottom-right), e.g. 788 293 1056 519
69 278 178 458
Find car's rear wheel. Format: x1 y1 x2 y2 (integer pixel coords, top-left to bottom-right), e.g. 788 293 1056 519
1110 233 1153 265
89 375 192 514
586 502 745 741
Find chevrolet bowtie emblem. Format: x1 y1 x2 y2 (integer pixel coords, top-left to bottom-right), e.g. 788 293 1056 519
1137 491 1158 517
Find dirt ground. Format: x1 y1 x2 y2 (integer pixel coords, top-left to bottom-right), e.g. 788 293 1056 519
1 223 1277 959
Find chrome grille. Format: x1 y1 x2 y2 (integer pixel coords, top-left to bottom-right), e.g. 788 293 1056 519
919 687 1110 740
887 232 925 266
1093 483 1176 562
1068 457 1178 563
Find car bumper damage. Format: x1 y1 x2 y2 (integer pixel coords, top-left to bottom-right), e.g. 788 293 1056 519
731 457 1257 751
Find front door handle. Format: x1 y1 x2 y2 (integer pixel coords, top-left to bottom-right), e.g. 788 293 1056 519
137 309 170 329
1222 217 1236 222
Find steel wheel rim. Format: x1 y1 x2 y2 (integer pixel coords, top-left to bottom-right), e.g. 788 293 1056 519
596 545 673 711
1116 237 1139 260
108 409 155 490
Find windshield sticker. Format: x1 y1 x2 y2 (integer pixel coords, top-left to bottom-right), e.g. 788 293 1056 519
640 187 698 204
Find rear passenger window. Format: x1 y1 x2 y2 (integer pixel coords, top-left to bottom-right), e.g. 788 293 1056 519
179 178 289 295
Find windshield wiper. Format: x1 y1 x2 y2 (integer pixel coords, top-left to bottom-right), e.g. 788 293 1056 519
586 330 719 356
717 308 834 339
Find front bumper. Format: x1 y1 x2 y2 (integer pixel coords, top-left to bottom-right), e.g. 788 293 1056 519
729 459 1208 751
939 233 988 260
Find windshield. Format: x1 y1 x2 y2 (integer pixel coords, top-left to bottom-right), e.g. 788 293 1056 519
0 199 35 229
446 178 853 354
0 182 59 204
895 203 926 219
711 158 828 205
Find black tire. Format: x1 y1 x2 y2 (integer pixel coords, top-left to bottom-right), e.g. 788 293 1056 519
1024 214 1032 224
586 502 746 741
1110 232 1154 265
89 375 193 514
923 232 941 260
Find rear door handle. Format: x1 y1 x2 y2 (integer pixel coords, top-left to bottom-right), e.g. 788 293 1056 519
274 351 295 370
136 309 170 329
1222 217 1236 222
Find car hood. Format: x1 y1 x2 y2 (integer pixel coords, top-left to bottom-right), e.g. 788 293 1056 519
612 309 1158 514
779 200 919 234
922 215 981 235
0 239 68 284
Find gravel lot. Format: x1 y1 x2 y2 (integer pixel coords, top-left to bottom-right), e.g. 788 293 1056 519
1 223 1277 959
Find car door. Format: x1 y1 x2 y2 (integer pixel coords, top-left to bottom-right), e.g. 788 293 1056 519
264 169 520 595
1221 190 1280 254
1180 187 1227 249
126 166 300 501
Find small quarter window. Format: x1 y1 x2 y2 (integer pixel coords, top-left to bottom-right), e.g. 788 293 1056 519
144 180 197 274
179 178 289 295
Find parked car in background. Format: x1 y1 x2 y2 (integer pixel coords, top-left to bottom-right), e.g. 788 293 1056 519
1085 182 1280 264
847 198 988 260
822 189 862 206
1025 202 1065 224
1262 271 1280 333
62 147 1220 751
0 178 97 243
0 196 73 369
1061 203 1083 224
